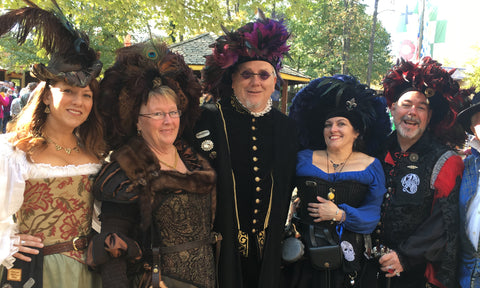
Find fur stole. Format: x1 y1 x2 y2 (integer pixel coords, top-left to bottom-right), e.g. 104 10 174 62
106 136 217 228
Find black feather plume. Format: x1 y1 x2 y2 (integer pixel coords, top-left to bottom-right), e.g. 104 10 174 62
0 4 89 57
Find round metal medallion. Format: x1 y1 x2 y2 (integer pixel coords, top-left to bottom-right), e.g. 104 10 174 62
409 153 419 162
201 140 214 151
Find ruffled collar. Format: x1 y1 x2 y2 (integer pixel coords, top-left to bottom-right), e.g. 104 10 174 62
231 94 272 117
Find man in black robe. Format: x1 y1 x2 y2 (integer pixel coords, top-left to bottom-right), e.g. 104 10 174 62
191 10 299 288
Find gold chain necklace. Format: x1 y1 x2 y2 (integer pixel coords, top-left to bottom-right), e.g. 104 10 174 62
44 136 80 155
158 151 178 170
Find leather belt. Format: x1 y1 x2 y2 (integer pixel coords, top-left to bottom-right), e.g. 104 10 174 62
159 233 222 254
43 235 90 256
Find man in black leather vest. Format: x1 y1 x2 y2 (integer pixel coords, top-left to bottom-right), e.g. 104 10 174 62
372 57 465 288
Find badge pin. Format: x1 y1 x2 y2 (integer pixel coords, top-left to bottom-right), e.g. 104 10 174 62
409 153 419 162
201 140 214 151
24 278 35 288
6 268 22 282
209 151 217 159
196 130 211 139
401 173 420 195
407 165 418 170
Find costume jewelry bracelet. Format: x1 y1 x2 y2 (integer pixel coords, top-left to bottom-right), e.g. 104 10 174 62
333 208 340 221
338 210 346 224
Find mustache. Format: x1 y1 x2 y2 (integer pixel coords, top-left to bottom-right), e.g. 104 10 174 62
401 115 420 124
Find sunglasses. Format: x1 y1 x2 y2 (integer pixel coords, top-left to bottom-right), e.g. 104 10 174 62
239 70 274 81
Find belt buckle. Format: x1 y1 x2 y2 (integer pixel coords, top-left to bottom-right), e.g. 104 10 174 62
72 236 85 251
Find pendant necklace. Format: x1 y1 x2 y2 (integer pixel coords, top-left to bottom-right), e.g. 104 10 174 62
326 151 353 202
44 135 80 155
158 151 178 170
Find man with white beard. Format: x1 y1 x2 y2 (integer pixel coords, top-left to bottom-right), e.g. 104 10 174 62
369 57 465 288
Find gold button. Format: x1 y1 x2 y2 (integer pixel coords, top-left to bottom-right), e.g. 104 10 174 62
253 157 258 162
252 145 257 151
252 136 257 141
252 229 256 233
252 219 257 224
376 229 381 234
252 118 256 123
254 209 259 214
255 177 260 182
378 222 382 226
253 166 259 172
255 199 260 204
387 187 392 192
251 126 256 131
256 187 261 192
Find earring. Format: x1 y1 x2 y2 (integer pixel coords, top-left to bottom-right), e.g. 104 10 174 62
137 129 142 135
44 105 50 114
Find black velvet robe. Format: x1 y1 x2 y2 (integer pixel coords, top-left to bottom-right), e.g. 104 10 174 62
191 97 298 288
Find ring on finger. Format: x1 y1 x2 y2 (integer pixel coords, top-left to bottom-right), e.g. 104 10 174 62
20 240 26 245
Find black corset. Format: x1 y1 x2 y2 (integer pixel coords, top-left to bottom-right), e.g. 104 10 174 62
296 176 368 225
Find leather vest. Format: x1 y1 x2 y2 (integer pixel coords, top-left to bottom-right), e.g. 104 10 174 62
376 137 448 248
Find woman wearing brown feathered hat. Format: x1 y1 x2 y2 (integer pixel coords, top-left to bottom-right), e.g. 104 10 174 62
0 2 105 287
190 9 298 288
87 40 218 288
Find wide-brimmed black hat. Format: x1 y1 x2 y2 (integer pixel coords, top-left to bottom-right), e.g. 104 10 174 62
290 75 391 155
458 92 480 135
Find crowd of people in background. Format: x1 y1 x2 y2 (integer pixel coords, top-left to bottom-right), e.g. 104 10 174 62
0 81 38 133
2 3 480 288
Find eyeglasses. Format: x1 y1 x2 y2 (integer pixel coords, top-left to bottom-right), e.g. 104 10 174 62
239 70 275 81
139 110 182 120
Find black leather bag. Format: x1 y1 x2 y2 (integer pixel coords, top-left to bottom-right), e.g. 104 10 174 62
0 249 44 288
307 226 343 271
309 244 343 270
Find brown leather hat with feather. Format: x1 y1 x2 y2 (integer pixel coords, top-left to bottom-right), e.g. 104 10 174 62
0 0 102 88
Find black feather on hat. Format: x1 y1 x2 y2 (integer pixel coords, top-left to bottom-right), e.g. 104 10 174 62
289 75 391 156
0 1 102 87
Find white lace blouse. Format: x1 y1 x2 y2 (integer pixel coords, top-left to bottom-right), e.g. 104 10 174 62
0 133 101 268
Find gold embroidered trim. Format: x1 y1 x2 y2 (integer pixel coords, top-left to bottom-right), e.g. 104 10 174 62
237 230 249 257
217 103 274 258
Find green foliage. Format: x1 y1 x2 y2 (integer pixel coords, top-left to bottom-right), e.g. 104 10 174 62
281 0 392 84
464 46 480 91
0 0 393 85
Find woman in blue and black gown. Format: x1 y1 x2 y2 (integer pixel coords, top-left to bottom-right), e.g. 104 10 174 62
286 75 391 288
